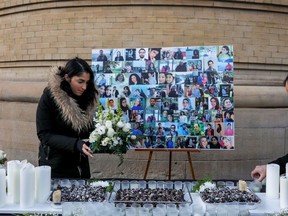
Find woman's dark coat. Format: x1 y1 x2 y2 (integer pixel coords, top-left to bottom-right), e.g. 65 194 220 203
37 67 97 178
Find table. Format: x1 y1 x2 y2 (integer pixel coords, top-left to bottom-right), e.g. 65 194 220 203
0 193 282 215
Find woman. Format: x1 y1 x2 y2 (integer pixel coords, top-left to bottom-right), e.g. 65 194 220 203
209 136 221 149
120 97 130 113
114 51 124 61
123 86 131 97
179 111 188 123
129 73 141 85
205 123 214 136
215 123 224 136
131 98 143 110
167 114 174 122
217 45 232 62
37 57 98 178
144 136 152 148
115 73 125 84
182 98 192 110
147 62 157 72
98 85 105 98
158 72 166 84
104 85 112 98
210 97 220 110
222 98 234 111
224 122 234 136
161 110 168 121
222 137 234 149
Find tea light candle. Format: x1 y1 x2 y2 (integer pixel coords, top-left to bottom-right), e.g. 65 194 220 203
266 164 280 198
0 168 6 207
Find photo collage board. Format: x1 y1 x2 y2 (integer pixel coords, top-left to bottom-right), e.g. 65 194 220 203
92 45 234 150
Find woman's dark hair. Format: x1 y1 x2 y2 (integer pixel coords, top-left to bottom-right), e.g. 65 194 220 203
120 97 130 112
129 73 141 85
217 124 222 133
116 73 125 82
222 45 230 53
104 85 112 97
123 86 131 97
210 97 220 110
58 57 97 110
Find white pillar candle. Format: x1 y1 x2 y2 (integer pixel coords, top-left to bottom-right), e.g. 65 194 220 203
266 164 280 199
280 176 288 209
20 163 35 208
7 160 21 203
35 166 51 203
0 168 6 207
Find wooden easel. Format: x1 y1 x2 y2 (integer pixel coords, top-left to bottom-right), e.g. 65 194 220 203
134 149 200 180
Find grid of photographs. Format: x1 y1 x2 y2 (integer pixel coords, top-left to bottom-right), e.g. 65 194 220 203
92 45 234 150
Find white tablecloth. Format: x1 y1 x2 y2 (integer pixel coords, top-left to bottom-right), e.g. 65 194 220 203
0 193 282 215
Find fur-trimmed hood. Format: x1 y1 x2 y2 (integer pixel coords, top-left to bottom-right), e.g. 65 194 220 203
47 67 97 134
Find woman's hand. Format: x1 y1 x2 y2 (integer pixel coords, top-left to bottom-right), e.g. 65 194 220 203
251 165 267 182
82 143 93 158
76 140 93 157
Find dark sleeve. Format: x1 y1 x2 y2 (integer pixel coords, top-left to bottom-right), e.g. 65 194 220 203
36 88 79 153
269 154 288 175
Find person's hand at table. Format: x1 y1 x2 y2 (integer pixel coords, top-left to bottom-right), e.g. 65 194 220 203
251 165 267 182
76 140 93 158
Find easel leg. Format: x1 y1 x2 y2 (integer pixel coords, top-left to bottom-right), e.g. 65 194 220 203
144 151 153 180
187 152 195 180
168 151 172 180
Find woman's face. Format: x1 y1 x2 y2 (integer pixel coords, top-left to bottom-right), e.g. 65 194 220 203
224 99 232 108
159 73 166 84
210 99 217 108
106 87 112 95
183 99 189 108
117 74 124 82
223 138 233 148
194 124 199 132
134 99 140 105
99 86 105 94
227 123 231 129
222 47 228 54
149 50 159 59
131 75 137 84
167 115 173 121
166 74 174 84
67 72 90 96
211 137 218 145
121 99 127 107
163 111 168 117
126 65 132 72
136 114 141 120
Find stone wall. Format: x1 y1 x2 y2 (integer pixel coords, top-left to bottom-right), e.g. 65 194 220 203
0 1 287 180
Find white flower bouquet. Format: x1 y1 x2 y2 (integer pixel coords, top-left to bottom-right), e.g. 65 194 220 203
89 105 141 165
0 150 7 165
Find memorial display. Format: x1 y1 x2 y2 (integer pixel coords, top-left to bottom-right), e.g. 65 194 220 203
92 45 235 150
